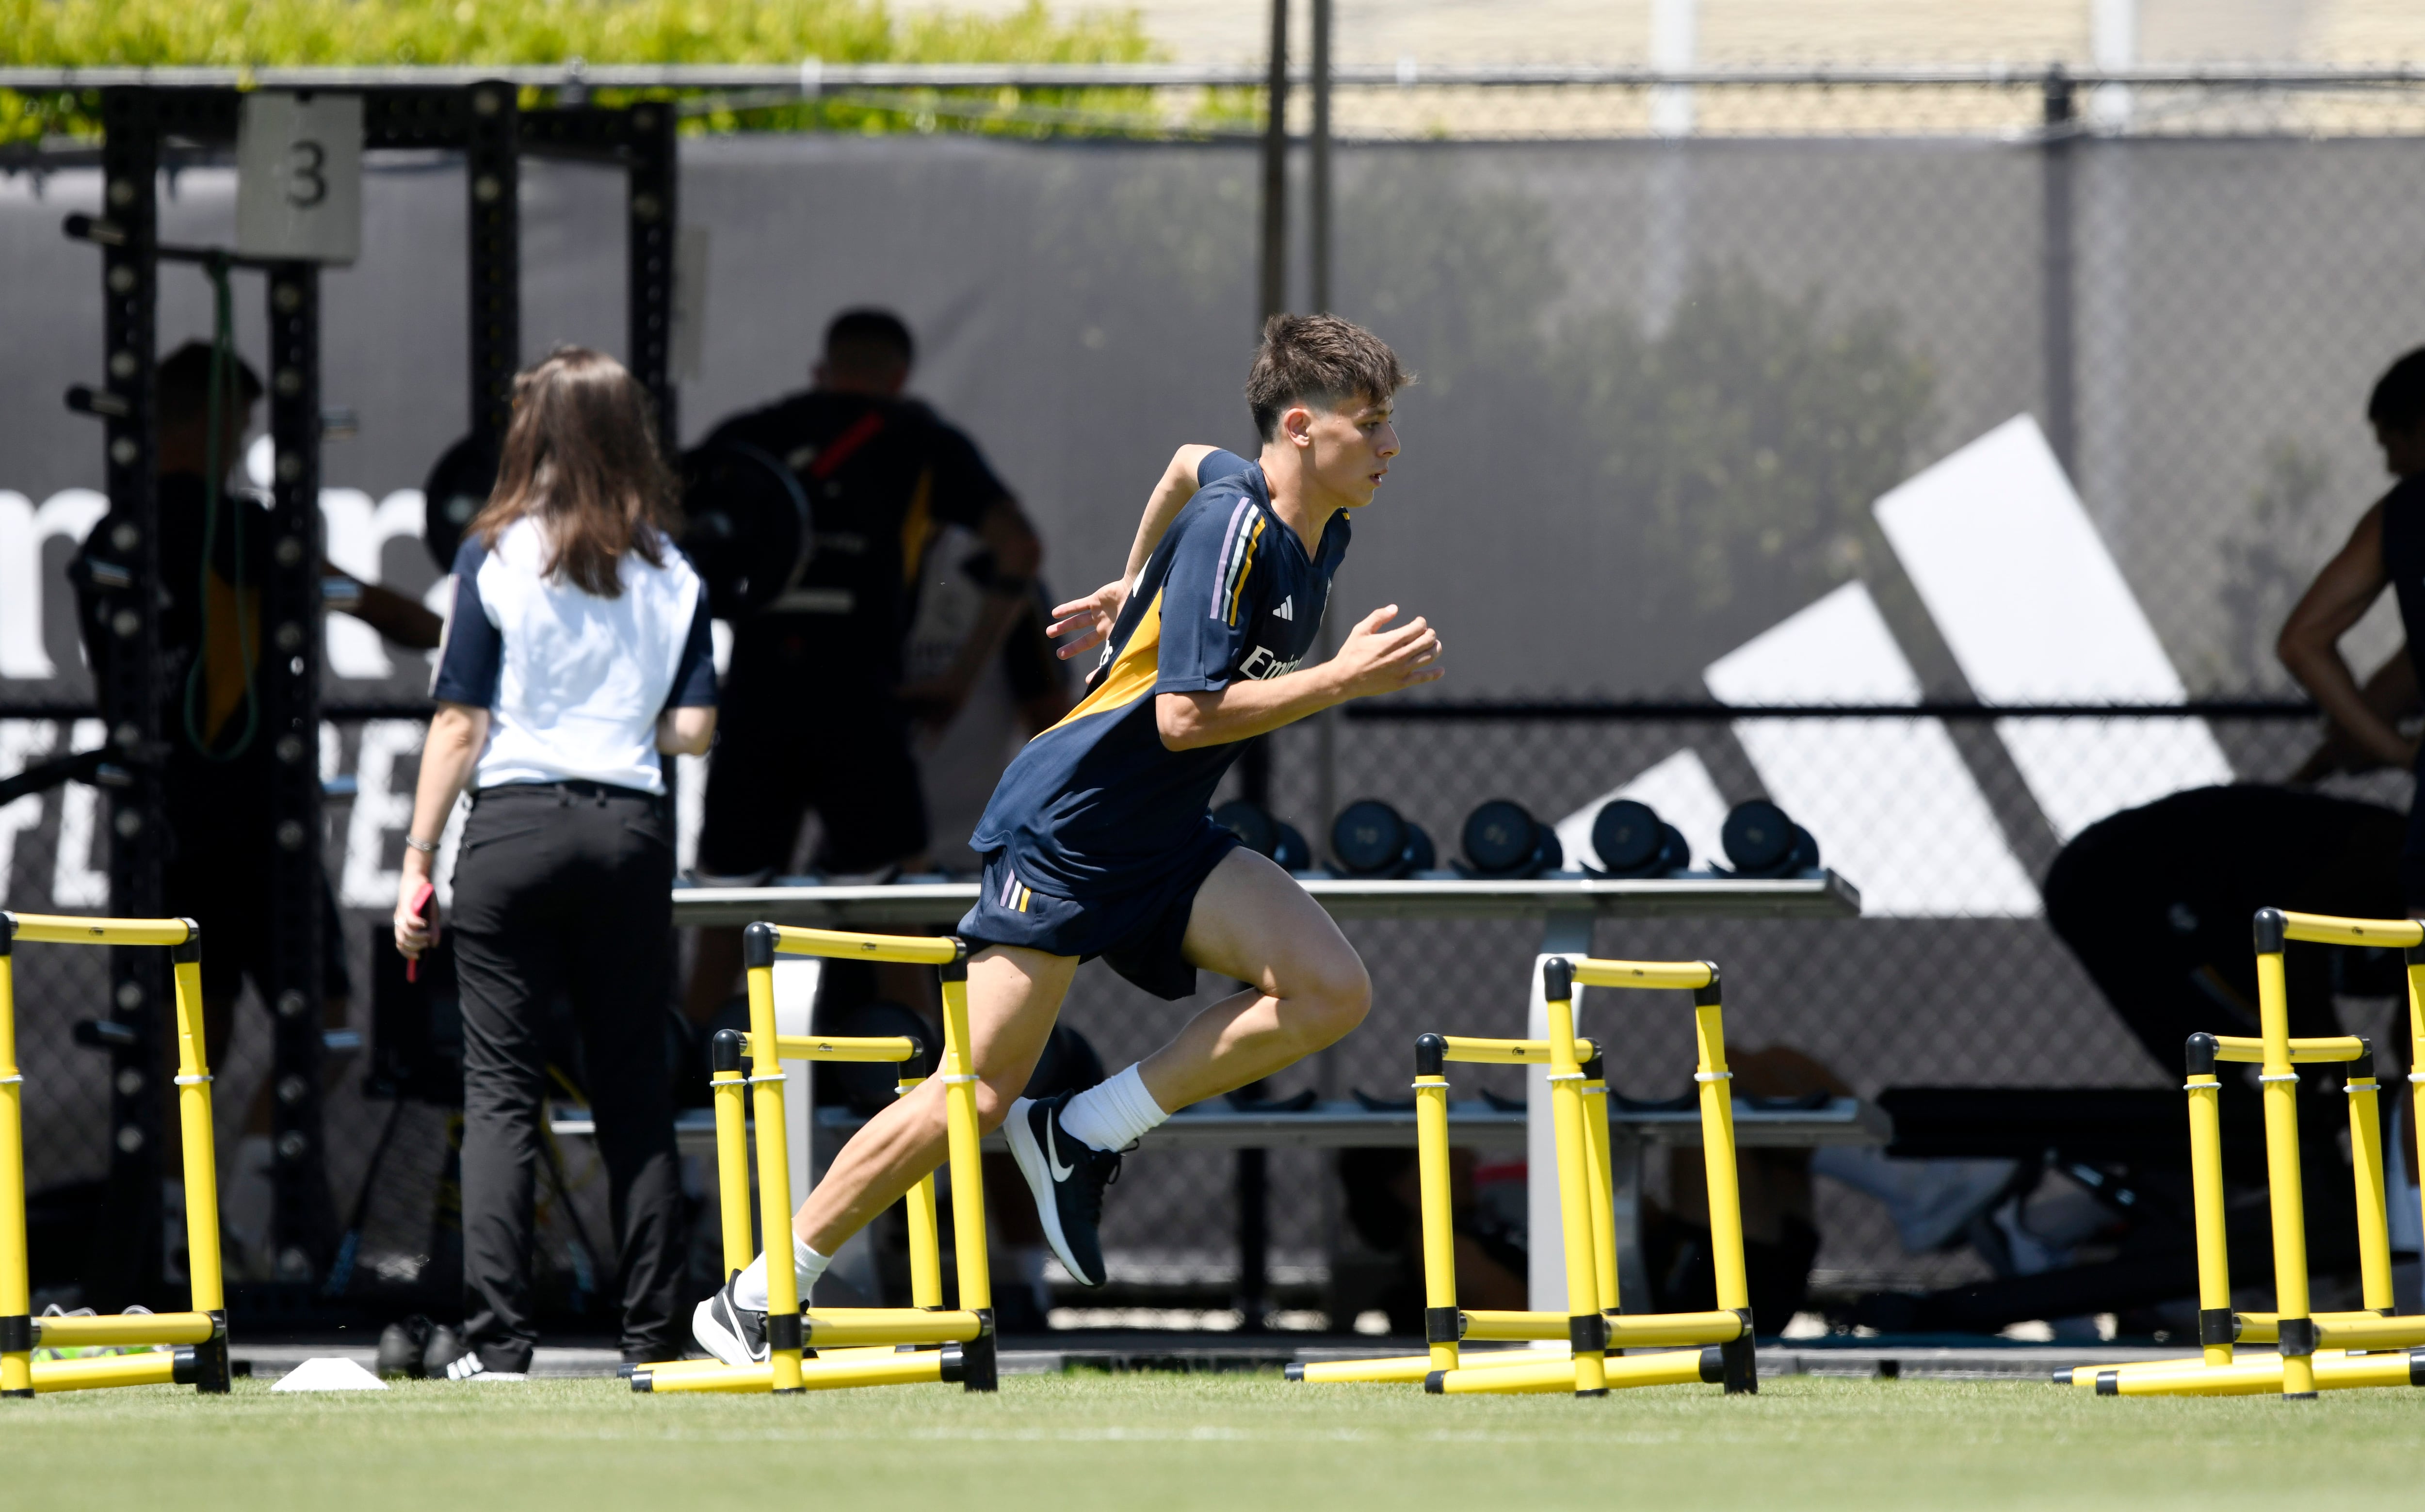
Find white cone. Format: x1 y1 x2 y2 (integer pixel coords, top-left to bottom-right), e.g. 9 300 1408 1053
271 1356 389 1392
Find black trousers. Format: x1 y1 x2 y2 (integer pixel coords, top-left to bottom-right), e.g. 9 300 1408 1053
450 781 683 1368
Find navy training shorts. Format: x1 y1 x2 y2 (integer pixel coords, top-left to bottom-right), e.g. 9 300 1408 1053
957 820 1241 1000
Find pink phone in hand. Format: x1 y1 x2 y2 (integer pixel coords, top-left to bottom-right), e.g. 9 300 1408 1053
404 880 435 983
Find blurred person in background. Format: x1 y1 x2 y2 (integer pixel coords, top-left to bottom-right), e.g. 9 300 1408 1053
393 347 717 1378
70 339 442 1278
2277 347 2425 811
679 308 1041 1029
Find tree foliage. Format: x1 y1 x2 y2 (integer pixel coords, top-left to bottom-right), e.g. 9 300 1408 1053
0 0 1164 144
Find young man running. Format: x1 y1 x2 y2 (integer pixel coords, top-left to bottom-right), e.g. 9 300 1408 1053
697 314 1439 1358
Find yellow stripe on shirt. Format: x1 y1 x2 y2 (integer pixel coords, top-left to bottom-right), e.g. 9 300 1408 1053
1044 588 1165 734
1226 516 1264 627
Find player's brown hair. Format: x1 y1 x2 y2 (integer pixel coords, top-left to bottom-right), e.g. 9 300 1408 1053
1245 313 1410 441
471 346 679 599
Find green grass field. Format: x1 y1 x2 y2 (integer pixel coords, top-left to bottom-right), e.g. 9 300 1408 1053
3 1370 2418 1510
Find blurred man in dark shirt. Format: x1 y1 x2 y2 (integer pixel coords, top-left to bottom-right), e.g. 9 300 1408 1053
72 341 440 1269
682 309 1042 1024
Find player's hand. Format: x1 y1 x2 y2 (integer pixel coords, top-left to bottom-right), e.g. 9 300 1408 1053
1329 605 1443 701
1048 579 1128 661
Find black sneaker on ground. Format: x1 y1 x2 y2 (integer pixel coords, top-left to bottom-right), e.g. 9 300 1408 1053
692 1274 770 1367
1002 1092 1123 1288
376 1315 434 1379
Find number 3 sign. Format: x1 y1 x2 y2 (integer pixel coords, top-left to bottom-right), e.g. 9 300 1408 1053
237 91 363 264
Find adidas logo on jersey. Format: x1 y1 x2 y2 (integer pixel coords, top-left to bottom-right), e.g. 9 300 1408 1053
1273 596 1293 621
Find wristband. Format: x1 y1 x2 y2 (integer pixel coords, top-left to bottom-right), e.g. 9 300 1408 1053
403 836 439 855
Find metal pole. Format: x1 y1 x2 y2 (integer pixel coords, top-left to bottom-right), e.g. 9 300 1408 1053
1238 1 1291 1325
626 101 679 446
95 85 170 1308
1257 0 1290 329
2040 67 2078 475
1240 0 1286 810
264 260 332 1283
465 81 521 457
1307 0 1339 854
1310 0 1331 315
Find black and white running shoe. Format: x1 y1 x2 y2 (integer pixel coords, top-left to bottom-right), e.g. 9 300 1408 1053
692 1274 770 1367
1002 1092 1123 1288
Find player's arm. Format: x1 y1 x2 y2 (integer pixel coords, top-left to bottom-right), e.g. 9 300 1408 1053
1048 445 1224 661
2278 501 2415 769
1155 605 1442 751
323 561 445 648
2290 649 2419 780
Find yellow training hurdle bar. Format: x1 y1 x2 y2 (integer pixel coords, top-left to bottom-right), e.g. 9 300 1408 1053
629 921 992 1395
1293 956 1753 1398
2063 908 2425 1400
1 912 228 1398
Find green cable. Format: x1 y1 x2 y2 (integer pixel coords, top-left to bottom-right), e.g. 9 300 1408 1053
180 253 259 763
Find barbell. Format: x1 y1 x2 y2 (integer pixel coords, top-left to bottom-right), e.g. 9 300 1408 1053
420 435 811 620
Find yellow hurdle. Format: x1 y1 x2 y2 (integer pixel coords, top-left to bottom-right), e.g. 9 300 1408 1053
2064 907 2425 1399
631 921 991 1396
2 911 229 1399
1293 956 1754 1399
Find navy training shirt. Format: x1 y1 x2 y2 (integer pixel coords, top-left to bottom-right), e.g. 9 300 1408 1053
969 449 1349 897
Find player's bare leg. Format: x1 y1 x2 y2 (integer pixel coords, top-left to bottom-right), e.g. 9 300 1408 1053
793 945 1075 1254
693 945 1074 1364
1002 846 1370 1288
1141 846 1370 1109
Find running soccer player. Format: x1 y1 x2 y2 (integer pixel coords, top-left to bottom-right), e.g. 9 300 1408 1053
696 313 1437 1358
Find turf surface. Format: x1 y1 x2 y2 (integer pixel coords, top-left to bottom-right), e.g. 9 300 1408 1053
3 1369 2418 1509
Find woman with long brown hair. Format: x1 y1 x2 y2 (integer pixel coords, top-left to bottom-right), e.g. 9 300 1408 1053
393 347 717 1378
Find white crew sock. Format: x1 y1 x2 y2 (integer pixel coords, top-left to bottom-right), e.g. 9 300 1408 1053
731 1235 831 1313
1058 1063 1168 1152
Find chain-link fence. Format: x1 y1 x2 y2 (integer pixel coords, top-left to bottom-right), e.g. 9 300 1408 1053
8 69 2425 1330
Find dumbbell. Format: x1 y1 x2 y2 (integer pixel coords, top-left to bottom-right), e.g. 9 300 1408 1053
1458 799 1564 879
1329 799 1436 879
1212 799 1313 872
1587 799 1691 879
1719 798 1820 878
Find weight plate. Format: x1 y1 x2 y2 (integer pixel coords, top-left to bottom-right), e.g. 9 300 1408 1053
1462 799 1540 875
1212 799 1280 859
420 434 496 573
1274 821 1311 873
680 439 810 620
1722 799 1796 875
1785 824 1821 876
1591 799 1665 874
1331 799 1410 876
1403 821 1436 875
1532 822 1563 874
1656 822 1691 874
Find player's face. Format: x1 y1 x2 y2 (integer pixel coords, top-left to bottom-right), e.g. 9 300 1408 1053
1298 394 1400 509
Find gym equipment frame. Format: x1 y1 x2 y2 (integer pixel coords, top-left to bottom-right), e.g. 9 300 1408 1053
1294 956 1755 1397
630 922 994 1395
57 81 677 1299
1 913 228 1397
2064 908 2425 1399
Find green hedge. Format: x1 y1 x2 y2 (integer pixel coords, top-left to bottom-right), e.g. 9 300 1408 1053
0 0 1192 144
